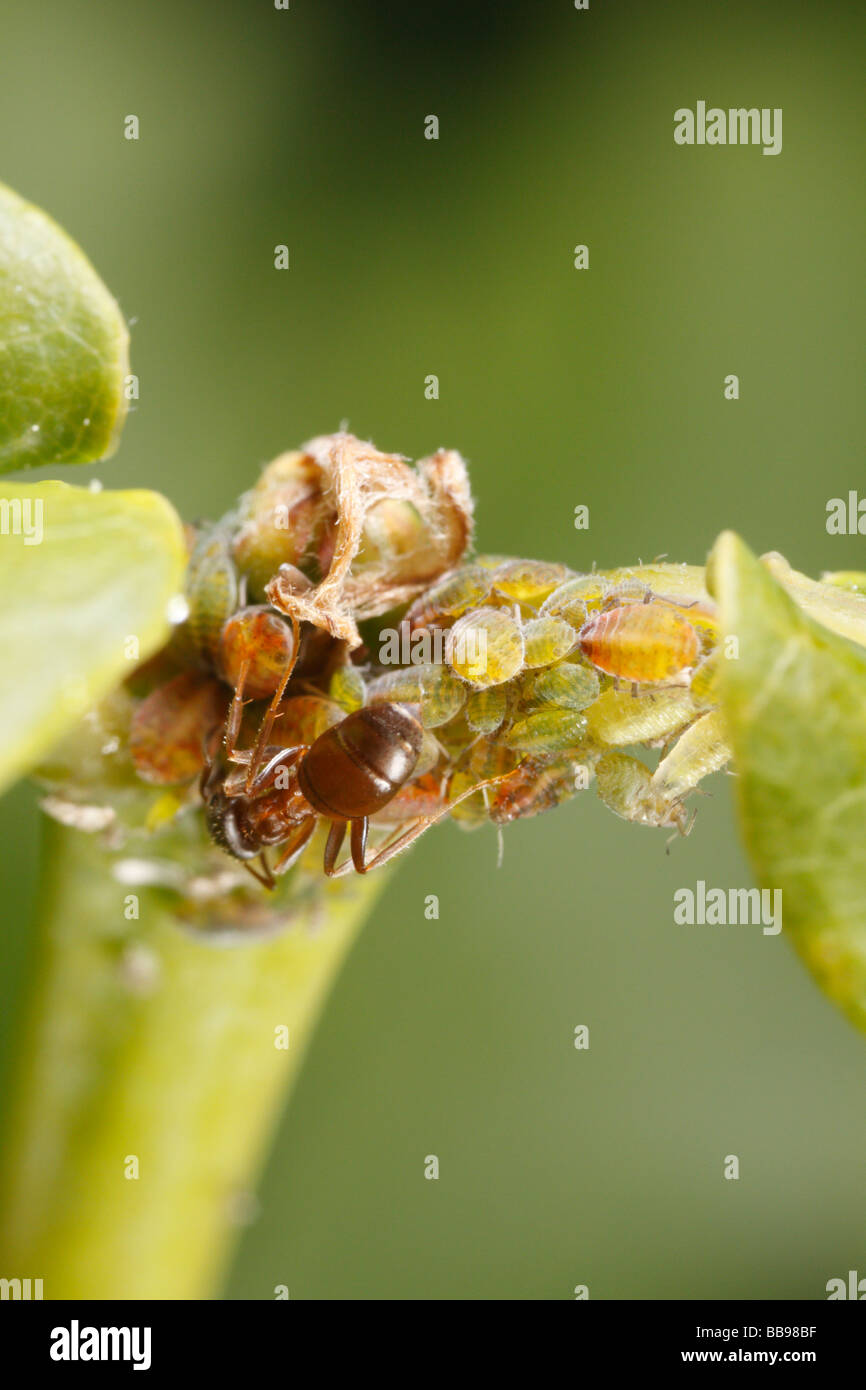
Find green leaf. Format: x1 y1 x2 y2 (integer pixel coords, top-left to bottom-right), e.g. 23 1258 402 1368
0 182 129 473
709 531 866 1033
0 481 186 795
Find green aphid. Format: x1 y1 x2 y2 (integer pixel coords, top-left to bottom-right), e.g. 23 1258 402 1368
595 751 690 835
328 664 367 713
465 686 507 734
523 662 600 712
521 617 579 669
446 606 525 689
538 574 602 627
584 687 697 747
504 708 588 754
650 709 730 802
366 662 466 728
185 520 240 665
492 558 571 604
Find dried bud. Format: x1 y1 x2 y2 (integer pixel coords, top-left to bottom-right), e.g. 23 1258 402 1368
264 432 474 647
232 450 328 598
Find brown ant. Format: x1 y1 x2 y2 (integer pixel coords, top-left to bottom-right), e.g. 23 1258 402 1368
200 612 518 887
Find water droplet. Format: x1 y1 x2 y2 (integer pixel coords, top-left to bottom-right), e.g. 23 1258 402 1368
166 593 190 625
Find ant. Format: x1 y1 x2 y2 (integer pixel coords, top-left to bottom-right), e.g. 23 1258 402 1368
200 611 518 887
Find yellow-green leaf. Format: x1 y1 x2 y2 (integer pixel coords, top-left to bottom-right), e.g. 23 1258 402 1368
0 183 129 473
709 530 866 1033
0 481 186 794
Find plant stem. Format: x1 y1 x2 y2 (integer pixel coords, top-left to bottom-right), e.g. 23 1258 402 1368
0 817 384 1299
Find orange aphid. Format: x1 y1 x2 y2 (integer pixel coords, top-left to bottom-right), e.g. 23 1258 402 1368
266 695 345 748
489 755 583 825
217 605 297 699
371 771 448 826
130 672 228 785
579 599 700 685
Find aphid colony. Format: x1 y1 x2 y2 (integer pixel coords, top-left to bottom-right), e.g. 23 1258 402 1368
120 435 731 887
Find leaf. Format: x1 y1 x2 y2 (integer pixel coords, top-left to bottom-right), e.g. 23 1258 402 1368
0 481 186 795
708 531 866 1033
0 182 129 473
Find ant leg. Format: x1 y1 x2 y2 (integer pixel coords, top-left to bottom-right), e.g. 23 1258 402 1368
334 767 522 878
200 723 226 798
242 852 276 890
271 817 317 876
246 615 301 790
350 817 368 874
247 744 307 795
323 821 347 876
225 655 252 762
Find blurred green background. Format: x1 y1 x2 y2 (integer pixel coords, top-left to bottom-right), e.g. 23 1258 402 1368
1 0 865 1298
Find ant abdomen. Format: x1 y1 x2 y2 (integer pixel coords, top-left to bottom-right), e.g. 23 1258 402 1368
298 704 424 822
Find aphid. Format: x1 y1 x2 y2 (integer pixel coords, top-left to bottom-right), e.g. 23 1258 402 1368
217 605 297 699
650 710 730 803
491 559 571 604
584 686 698 747
403 565 493 631
539 574 608 628
689 649 722 708
462 735 522 779
595 752 691 836
464 686 507 734
579 596 701 688
130 672 228 786
594 563 709 607
503 708 589 755
202 650 516 885
442 766 499 828
329 662 367 713
521 662 600 712
266 695 345 747
184 521 240 665
521 616 578 669
366 662 466 728
446 605 525 688
369 770 449 827
489 754 589 825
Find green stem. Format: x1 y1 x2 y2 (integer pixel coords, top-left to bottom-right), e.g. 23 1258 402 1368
0 818 384 1298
